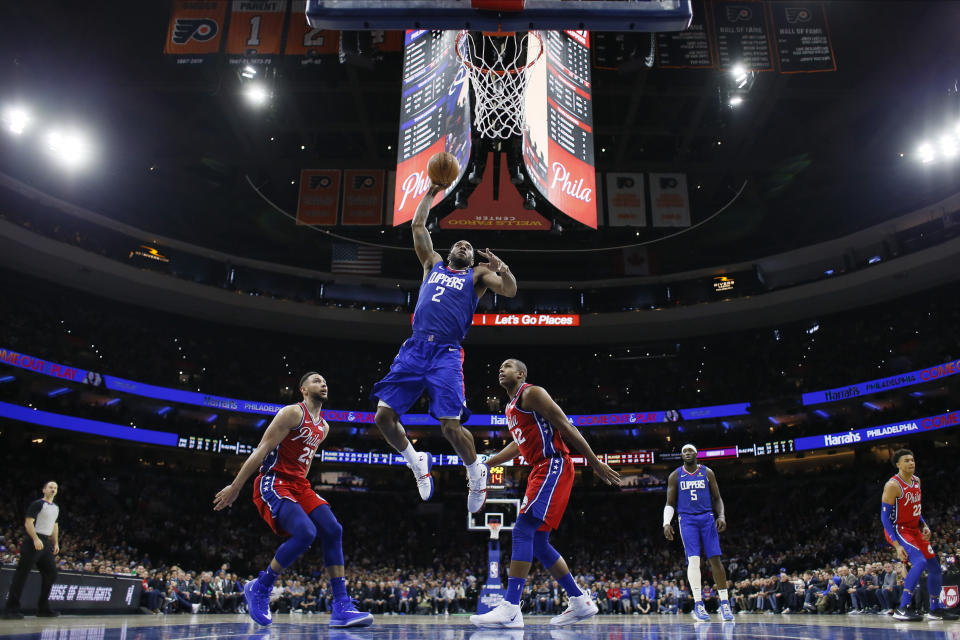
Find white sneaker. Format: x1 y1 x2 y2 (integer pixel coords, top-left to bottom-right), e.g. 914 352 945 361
550 594 599 626
407 451 434 501
467 464 488 513
470 601 523 628
191 603 201 614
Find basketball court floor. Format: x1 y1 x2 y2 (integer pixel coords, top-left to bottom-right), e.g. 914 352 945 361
1 614 957 640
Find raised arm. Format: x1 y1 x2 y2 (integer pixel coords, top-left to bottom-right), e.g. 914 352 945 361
663 470 679 540
705 467 727 532
475 249 518 297
520 386 620 486
412 185 444 274
213 404 303 510
484 441 520 468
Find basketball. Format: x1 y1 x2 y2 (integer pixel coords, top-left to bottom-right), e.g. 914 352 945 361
427 151 460 187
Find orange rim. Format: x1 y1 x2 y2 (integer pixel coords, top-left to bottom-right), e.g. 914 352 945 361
455 30 544 77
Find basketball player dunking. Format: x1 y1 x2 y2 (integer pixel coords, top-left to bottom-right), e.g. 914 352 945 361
663 444 734 622
881 448 958 621
213 373 372 628
372 185 518 512
470 359 620 628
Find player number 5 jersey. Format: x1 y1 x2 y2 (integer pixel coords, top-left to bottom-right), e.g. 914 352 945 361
259 403 328 478
677 465 712 515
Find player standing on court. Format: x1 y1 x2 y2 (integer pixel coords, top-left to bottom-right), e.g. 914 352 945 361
213 372 373 629
372 183 518 513
881 448 958 621
470 359 620 628
663 444 735 622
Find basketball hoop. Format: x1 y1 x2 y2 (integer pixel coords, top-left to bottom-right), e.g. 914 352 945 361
487 522 502 540
456 29 544 139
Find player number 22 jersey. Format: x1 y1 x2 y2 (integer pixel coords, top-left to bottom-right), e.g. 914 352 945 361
677 465 713 515
259 403 328 479
890 474 922 528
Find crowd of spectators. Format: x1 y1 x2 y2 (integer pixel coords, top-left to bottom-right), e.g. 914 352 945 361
1 437 958 618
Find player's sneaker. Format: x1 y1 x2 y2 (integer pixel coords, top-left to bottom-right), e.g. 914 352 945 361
407 451 434 501
550 594 599 625
892 607 922 621
470 601 523 628
329 598 374 628
720 601 735 621
927 608 959 621
692 601 710 622
467 463 488 513
244 574 273 626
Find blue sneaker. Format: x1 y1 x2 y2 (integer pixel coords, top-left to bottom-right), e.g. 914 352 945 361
720 601 734 621
330 598 374 628
244 573 273 626
692 601 710 622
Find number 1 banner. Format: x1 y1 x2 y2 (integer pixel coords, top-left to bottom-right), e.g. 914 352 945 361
225 0 288 67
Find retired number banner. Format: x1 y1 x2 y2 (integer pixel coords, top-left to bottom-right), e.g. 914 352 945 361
164 0 228 64
297 170 341 226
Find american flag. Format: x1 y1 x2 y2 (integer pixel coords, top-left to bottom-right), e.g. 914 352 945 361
331 243 383 274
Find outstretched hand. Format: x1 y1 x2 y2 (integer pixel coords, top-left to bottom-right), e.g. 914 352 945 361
213 484 241 511
593 461 622 487
477 248 505 273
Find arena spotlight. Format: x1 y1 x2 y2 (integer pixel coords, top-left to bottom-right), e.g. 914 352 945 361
523 190 537 210
2 106 31 135
244 83 271 106
45 129 93 169
241 65 257 79
939 135 958 160
730 64 750 88
917 142 935 164
728 95 744 107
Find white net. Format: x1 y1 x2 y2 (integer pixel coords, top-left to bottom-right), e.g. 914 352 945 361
456 30 544 139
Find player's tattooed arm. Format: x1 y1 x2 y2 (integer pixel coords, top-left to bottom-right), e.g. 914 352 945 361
522 386 620 486
706 467 727 532
412 185 444 274
484 441 520 468
213 404 303 511
663 470 678 540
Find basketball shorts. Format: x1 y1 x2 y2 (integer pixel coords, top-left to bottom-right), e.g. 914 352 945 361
253 472 328 536
885 524 936 560
678 512 722 558
520 456 574 531
371 336 471 421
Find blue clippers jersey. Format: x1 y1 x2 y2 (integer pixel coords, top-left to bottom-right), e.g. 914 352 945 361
677 465 712 515
412 262 479 342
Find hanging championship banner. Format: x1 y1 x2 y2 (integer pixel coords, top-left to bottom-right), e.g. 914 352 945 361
770 1 836 73
164 0 228 64
606 173 646 227
341 170 385 226
656 0 714 69
649 173 691 227
225 0 288 67
285 0 338 64
710 0 773 71
296 169 341 225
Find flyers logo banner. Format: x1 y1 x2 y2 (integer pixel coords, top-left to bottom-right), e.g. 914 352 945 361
225 0 288 59
784 7 812 23
341 170 385 225
649 173 691 227
606 172 646 227
711 0 773 71
296 169 340 225
772 2 837 74
164 1 227 57
725 5 752 21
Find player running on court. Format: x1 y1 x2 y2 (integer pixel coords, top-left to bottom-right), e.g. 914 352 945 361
470 359 621 628
213 372 372 629
663 443 735 622
372 185 518 512
881 448 958 621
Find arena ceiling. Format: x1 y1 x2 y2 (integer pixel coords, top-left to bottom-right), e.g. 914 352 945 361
2 1 960 277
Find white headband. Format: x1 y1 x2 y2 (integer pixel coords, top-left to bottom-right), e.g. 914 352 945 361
681 444 698 453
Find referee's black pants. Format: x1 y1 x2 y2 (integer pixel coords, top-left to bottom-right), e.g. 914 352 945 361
4 536 57 612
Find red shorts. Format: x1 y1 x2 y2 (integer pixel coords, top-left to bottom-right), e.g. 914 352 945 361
520 456 574 531
253 472 328 536
885 524 936 560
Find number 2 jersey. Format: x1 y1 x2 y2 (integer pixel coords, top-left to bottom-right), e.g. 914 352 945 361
412 262 479 342
676 465 713 515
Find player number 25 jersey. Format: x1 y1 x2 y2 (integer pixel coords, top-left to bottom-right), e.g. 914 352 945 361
677 465 713 515
259 403 328 479
890 474 922 528
505 383 570 466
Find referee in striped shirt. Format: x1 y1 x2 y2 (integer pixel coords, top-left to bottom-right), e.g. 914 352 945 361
3 481 61 619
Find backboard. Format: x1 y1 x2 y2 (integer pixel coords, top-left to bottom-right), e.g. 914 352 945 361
467 498 521 534
306 0 693 32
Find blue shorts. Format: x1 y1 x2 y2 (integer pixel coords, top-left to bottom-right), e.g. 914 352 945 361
678 512 722 558
371 336 471 421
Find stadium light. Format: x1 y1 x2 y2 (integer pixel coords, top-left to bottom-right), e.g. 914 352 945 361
917 142 935 164
2 106 31 135
939 135 958 160
730 64 750 89
241 65 257 79
244 83 271 106
45 129 93 169
728 95 744 107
